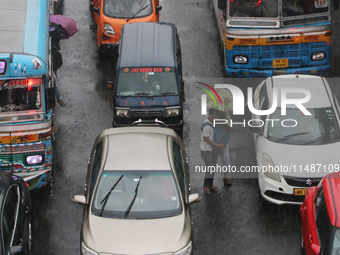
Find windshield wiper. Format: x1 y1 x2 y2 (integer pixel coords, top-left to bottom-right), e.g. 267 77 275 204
159 92 176 96
124 175 142 218
135 92 150 96
276 132 310 143
126 4 151 22
99 174 124 217
303 130 336 145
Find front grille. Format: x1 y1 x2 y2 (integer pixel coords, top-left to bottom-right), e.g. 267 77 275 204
284 176 321 187
232 41 328 69
265 190 305 203
133 110 163 116
0 144 45 154
0 154 23 163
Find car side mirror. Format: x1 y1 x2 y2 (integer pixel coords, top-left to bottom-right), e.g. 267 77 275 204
156 6 162 14
188 193 201 205
10 246 22 255
93 7 99 12
311 244 320 255
107 81 114 91
72 195 87 205
248 120 262 134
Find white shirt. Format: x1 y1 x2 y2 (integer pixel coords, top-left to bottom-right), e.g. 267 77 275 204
200 118 214 151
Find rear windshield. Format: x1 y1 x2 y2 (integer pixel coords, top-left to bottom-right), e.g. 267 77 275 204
104 0 153 18
116 67 179 97
0 78 43 112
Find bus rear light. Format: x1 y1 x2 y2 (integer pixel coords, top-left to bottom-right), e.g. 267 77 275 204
234 55 248 64
312 52 325 61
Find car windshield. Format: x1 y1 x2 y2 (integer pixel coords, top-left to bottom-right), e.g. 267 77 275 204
0 79 42 112
229 0 278 17
282 0 329 17
116 67 178 97
92 170 182 219
104 0 152 18
229 0 328 18
267 107 340 145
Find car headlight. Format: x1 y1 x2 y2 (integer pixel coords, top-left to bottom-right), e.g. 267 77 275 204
165 107 180 117
174 241 192 255
234 55 248 64
312 52 325 61
116 108 129 117
104 23 115 36
262 153 281 182
81 241 99 255
26 155 43 165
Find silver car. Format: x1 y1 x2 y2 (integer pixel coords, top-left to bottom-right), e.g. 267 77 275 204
73 126 200 255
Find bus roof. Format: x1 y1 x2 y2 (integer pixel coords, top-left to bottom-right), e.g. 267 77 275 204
0 0 49 61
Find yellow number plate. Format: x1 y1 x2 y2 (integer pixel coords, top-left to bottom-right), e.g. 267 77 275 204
294 188 307 196
273 59 289 68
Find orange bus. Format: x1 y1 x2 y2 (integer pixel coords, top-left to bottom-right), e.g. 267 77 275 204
92 0 162 53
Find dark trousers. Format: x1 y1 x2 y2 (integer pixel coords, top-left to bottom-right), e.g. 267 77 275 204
201 150 218 187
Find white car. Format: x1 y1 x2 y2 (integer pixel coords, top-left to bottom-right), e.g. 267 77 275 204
249 75 340 205
72 126 200 255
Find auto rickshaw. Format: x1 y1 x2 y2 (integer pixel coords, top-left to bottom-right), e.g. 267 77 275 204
91 0 162 53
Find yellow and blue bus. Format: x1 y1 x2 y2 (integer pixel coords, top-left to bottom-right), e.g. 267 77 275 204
0 0 56 189
212 0 339 77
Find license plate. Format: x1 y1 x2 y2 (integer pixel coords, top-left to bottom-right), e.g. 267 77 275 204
294 188 307 196
273 59 288 68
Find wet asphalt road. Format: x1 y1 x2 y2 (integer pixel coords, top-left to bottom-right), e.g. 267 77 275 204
28 0 340 254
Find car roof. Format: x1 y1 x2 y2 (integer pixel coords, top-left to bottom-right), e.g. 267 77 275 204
322 172 340 228
101 127 178 171
119 22 176 68
267 75 332 109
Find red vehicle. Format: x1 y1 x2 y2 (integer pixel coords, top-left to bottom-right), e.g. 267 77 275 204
91 0 162 52
300 172 340 255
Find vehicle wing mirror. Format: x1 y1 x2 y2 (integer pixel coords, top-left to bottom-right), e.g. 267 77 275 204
72 195 87 205
10 246 22 255
156 6 162 14
311 244 321 255
188 193 201 205
248 120 262 134
47 87 56 109
93 7 99 12
107 81 114 91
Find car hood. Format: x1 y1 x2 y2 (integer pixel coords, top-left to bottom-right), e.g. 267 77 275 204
83 212 191 254
263 139 340 178
115 96 179 108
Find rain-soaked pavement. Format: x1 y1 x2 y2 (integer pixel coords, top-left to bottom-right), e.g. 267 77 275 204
29 0 340 254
